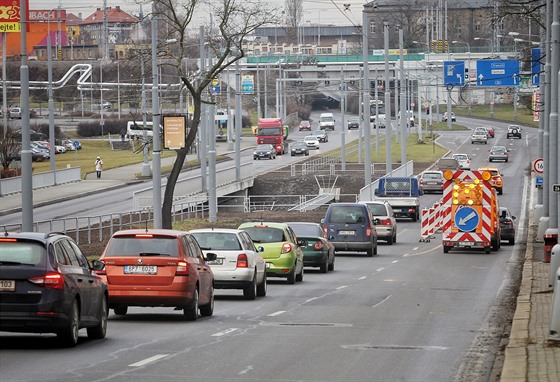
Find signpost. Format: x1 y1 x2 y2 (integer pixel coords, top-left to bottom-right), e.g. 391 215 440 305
443 61 465 87
476 59 520 87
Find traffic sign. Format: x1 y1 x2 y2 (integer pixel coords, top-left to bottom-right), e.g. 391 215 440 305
443 61 465 87
476 59 520 87
533 158 544 174
531 48 542 86
454 206 480 232
536 176 544 188
241 74 254 94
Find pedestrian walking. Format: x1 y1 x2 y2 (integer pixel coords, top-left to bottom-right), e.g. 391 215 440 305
95 156 104 179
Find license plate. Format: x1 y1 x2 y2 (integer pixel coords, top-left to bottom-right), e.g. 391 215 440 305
458 242 474 247
0 280 15 292
339 230 355 235
207 258 224 265
124 265 157 274
426 181 437 185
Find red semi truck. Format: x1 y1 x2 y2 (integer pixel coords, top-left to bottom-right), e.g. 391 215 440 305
256 118 289 155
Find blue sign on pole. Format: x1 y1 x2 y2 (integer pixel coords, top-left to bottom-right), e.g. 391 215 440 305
454 206 480 232
443 61 465 87
476 59 520 87
531 48 542 86
241 75 254 94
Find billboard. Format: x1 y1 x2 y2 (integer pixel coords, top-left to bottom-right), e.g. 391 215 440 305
0 0 29 33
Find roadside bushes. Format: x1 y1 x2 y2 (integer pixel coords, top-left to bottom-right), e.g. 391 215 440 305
77 120 127 137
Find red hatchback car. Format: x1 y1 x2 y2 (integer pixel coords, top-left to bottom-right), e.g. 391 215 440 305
97 229 216 321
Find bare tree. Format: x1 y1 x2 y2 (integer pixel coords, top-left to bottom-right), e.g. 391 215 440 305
151 0 277 228
284 0 303 42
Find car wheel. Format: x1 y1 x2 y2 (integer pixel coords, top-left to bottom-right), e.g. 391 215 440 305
199 286 214 317
58 299 79 347
393 232 397 244
509 237 515 245
489 158 493 162
387 234 394 245
485 246 491 254
243 273 258 300
87 295 108 340
114 305 128 316
286 269 296 284
443 246 450 254
328 255 335 272
320 258 328 273
256 272 267 297
374 239 378 255
498 188 503 195
183 288 199 321
296 263 304 282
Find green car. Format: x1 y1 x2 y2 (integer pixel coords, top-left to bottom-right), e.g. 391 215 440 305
238 222 304 284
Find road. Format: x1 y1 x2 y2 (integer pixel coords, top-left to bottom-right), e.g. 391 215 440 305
0 115 535 381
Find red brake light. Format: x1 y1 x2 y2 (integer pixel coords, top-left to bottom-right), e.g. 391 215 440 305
176 261 189 275
135 234 153 238
236 254 249 268
314 241 323 250
281 243 293 254
29 272 64 289
379 218 392 226
323 226 328 235
366 227 372 236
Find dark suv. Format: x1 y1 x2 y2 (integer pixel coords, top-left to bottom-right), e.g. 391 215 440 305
0 232 108 347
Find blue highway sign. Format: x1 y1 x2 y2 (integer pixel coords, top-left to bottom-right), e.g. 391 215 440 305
476 59 520 87
241 75 254 94
531 48 542 86
443 61 465 87
454 206 480 232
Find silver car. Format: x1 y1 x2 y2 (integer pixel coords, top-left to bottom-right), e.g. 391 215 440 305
471 128 488 144
363 200 398 245
418 170 444 193
452 153 471 170
190 228 267 300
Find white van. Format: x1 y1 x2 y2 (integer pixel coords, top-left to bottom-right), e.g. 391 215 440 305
126 121 162 140
319 112 335 130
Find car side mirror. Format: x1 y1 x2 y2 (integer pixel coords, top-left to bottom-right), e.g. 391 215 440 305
257 246 265 252
512 215 516 220
91 260 105 271
328 235 334 241
205 253 218 261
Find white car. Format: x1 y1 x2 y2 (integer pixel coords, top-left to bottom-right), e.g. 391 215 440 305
452 153 472 170
189 228 267 300
303 135 320 150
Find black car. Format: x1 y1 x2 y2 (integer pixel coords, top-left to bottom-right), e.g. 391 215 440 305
253 144 276 160
0 232 108 347
290 141 309 156
499 207 516 245
347 118 360 130
311 129 328 142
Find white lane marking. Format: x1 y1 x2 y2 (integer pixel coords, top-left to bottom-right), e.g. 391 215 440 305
336 285 348 290
391 260 399 264
268 310 286 317
358 276 367 280
305 297 319 303
212 328 239 337
412 246 419 251
129 354 168 367
372 295 392 309
238 365 254 375
376 267 384 272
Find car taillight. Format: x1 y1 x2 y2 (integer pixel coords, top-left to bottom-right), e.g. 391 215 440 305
323 226 328 235
314 241 323 250
281 243 293 254
379 218 392 226
236 254 249 268
29 272 64 289
366 227 372 236
419 179 424 185
176 261 189 275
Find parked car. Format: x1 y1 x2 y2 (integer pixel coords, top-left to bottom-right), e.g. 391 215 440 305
372 114 386 129
290 141 309 156
478 166 504 195
287 222 335 273
452 153 472 170
9 107 22 119
0 232 108 347
471 128 488 144
190 228 267 300
303 135 320 150
96 229 216 320
499 207 516 245
418 170 445 194
311 129 329 142
489 145 509 162
362 200 398 245
299 120 311 131
238 222 304 284
347 117 360 130
253 144 276 160
442 112 456 122
321 202 378 256
507 124 522 139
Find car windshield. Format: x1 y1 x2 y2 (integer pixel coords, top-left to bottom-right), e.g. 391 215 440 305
312 131 323 136
304 136 316 141
0 241 46 266
289 224 320 237
256 145 272 150
453 155 467 160
191 232 241 250
423 172 442 179
241 227 286 243
257 127 282 136
104 236 179 257
492 147 506 153
328 206 367 224
292 142 306 148
366 204 388 216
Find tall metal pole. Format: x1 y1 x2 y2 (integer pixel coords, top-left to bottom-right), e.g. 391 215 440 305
47 33 56 176
358 67 363 164
141 55 151 177
151 5 162 228
384 22 393 174
362 6 372 186
235 60 242 182
340 67 346 171
20 0 33 231
199 26 207 192
399 28 407 165
2 32 7 141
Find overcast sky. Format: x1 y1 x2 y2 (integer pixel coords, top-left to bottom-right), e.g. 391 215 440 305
29 0 364 27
